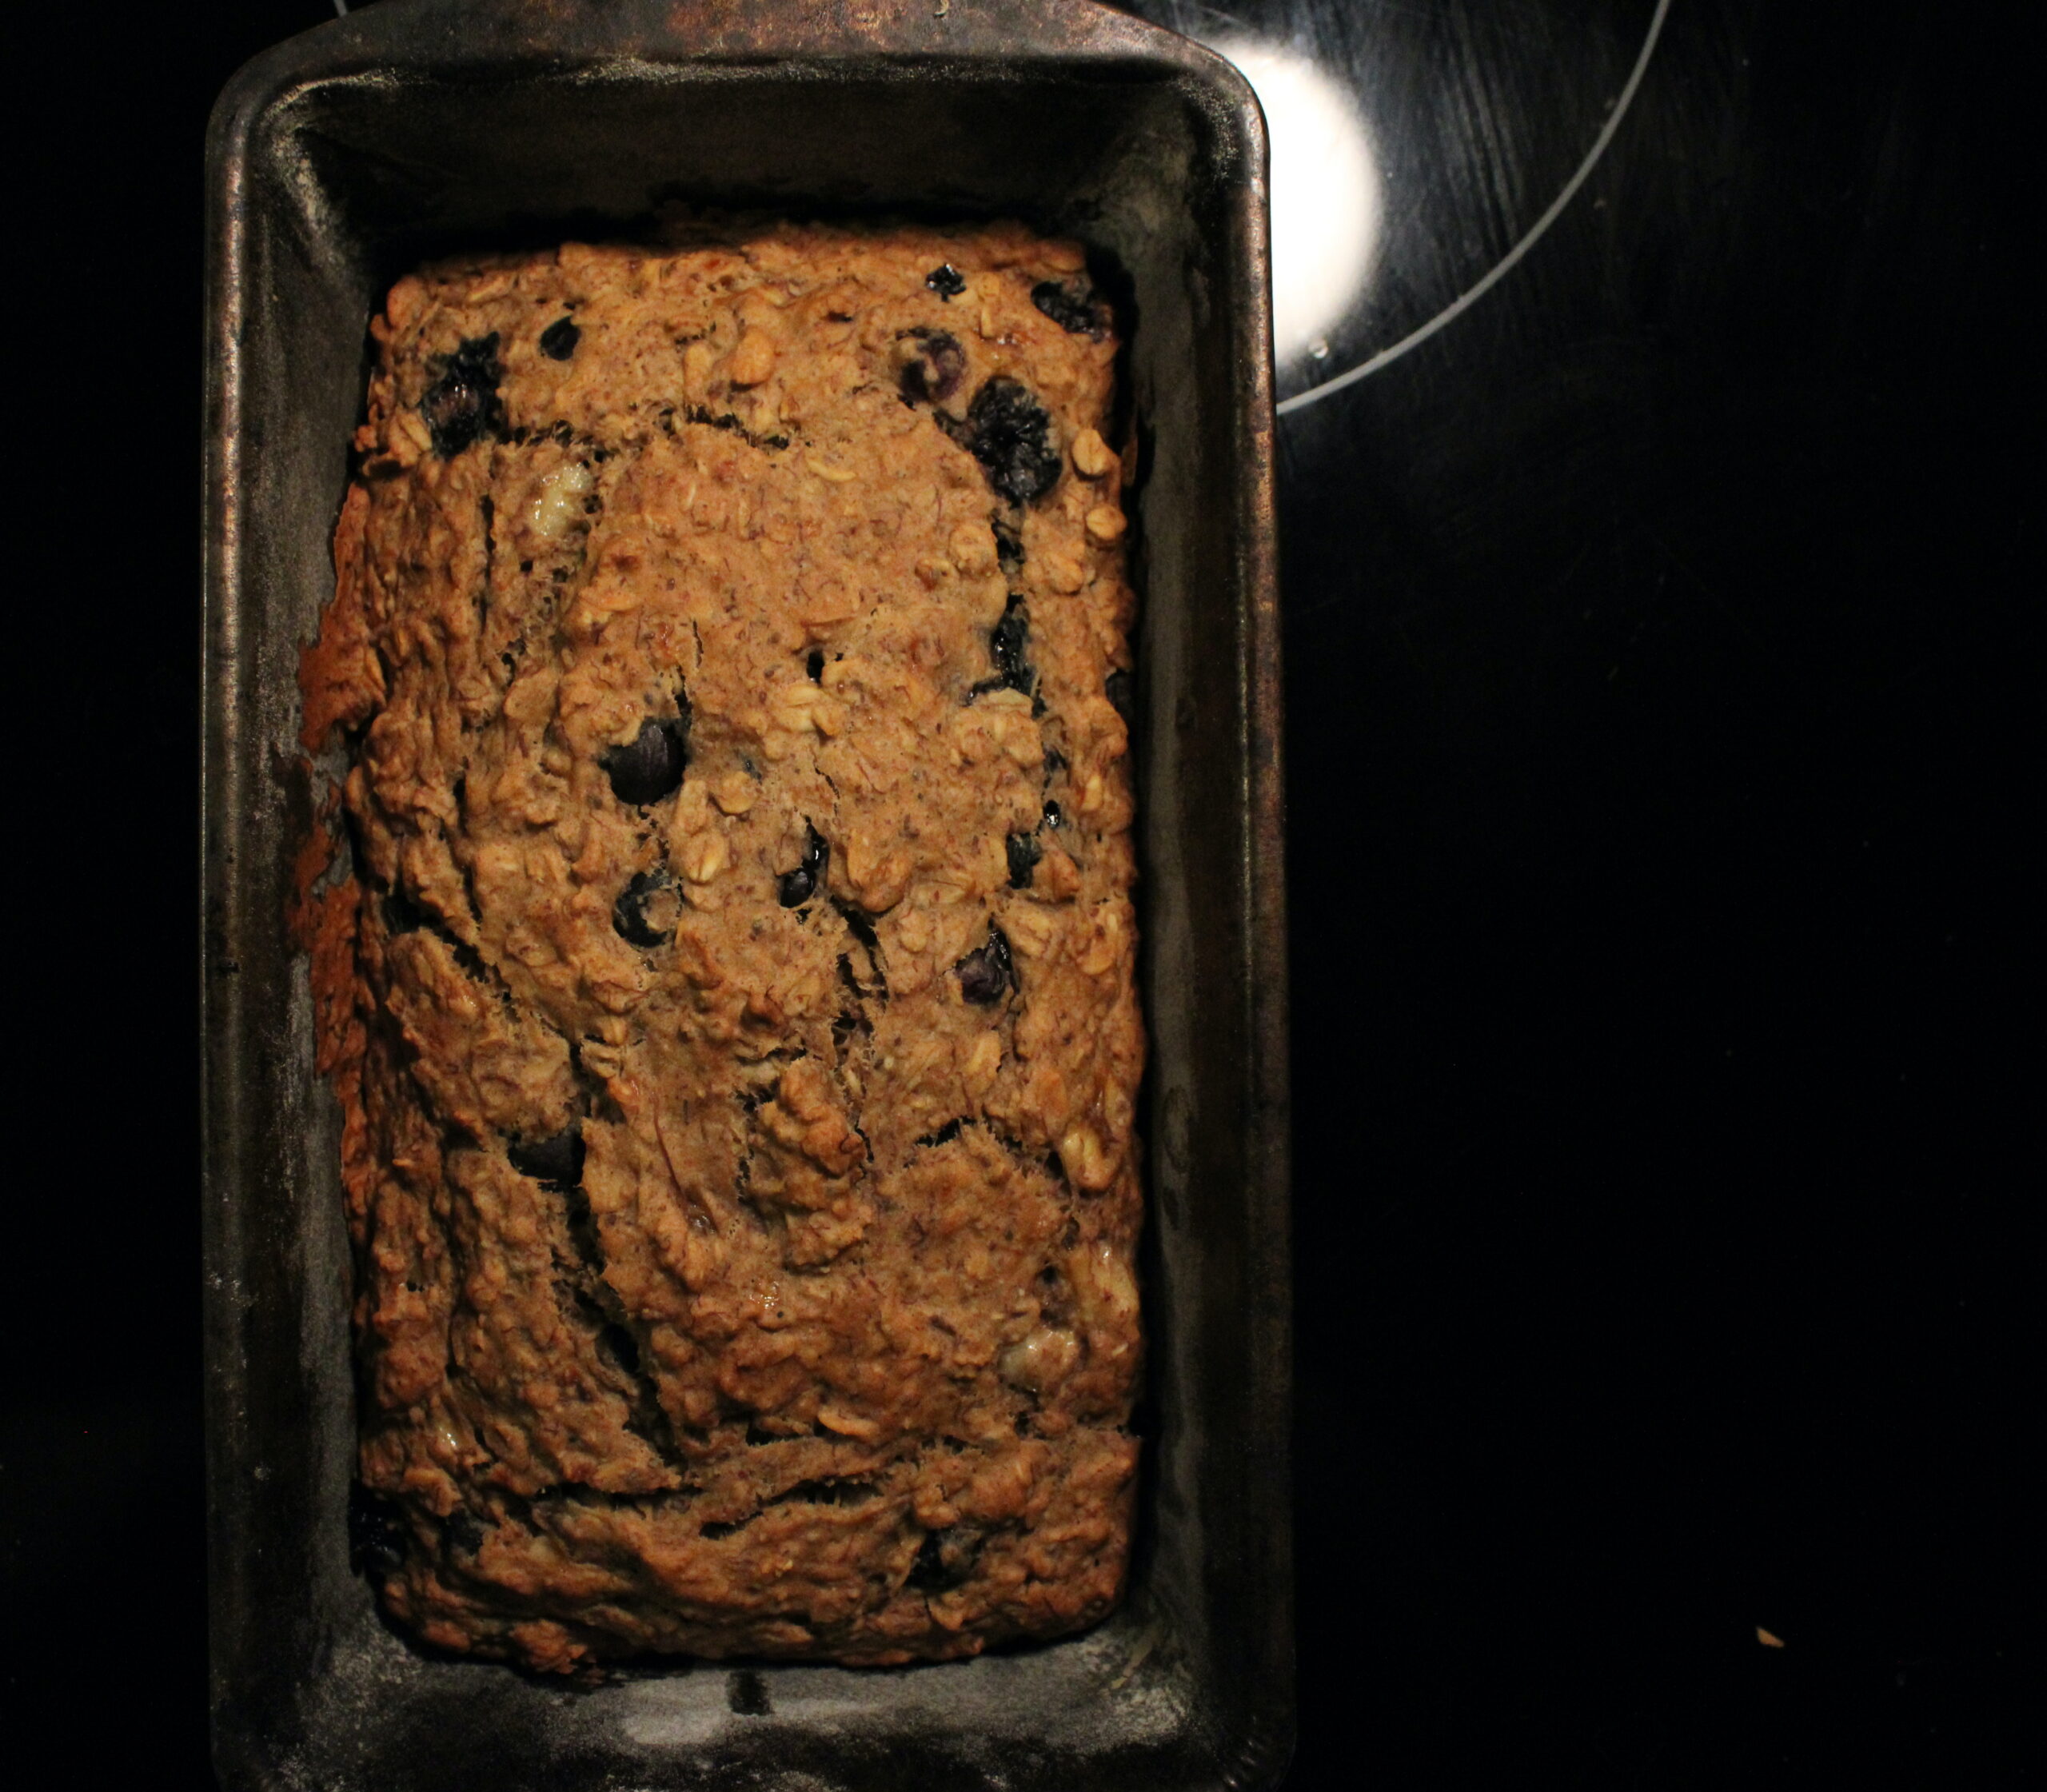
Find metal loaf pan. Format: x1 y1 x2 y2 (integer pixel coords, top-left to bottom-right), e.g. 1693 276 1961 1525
203 1 1287 1785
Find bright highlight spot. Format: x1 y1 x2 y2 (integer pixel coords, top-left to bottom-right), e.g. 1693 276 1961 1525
1211 38 1383 368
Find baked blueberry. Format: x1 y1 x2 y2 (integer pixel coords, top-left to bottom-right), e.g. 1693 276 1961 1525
509 1124 585 1189
992 513 1024 572
613 868 679 948
946 377 1062 505
986 594 1034 695
443 1509 485 1555
538 316 581 361
601 710 690 804
1006 831 1043 889
897 328 965 405
907 1529 948 1590
421 333 505 457
956 926 1014 1004
925 264 967 299
1031 277 1107 339
778 824 830 908
907 1524 981 1590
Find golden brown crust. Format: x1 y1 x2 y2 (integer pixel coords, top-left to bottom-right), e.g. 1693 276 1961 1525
299 220 1142 1671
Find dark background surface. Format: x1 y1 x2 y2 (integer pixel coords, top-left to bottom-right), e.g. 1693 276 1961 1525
3 0 2036 1783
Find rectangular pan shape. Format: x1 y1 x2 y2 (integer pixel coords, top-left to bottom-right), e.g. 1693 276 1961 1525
202 2 1288 1786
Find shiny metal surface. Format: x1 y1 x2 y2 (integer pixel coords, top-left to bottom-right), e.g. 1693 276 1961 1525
202 2 1288 1787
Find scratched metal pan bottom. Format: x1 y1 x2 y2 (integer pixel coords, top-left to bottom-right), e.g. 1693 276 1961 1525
202 2 1288 1786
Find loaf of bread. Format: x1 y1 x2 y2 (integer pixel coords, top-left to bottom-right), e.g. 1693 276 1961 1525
293 219 1143 1672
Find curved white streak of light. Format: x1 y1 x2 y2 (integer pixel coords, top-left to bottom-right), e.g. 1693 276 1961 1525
1270 0 1675 415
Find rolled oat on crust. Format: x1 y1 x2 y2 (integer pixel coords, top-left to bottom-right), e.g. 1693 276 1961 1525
295 220 1143 1671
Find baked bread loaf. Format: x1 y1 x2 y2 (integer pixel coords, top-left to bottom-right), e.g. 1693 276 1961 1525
293 219 1143 1672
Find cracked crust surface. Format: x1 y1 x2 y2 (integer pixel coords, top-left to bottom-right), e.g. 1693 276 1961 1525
296 220 1143 1672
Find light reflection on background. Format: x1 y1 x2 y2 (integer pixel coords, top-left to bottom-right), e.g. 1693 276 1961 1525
1206 37 1382 369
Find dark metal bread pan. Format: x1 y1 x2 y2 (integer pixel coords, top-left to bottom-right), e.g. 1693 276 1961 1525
203 1 1288 1785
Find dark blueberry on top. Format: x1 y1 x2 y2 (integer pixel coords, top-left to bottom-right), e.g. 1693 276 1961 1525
420 333 505 457
1006 831 1043 889
987 595 1034 694
991 513 1024 572
778 824 830 908
601 709 690 804
1105 669 1134 723
806 649 825 681
1031 277 1107 339
956 926 1014 1005
898 328 965 405
925 263 967 300
348 1483 409 1579
1042 800 1063 828
907 1527 949 1591
613 869 679 948
538 315 581 361
907 1523 981 1590
944 377 1062 506
509 1124 585 1189
443 1509 485 1556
